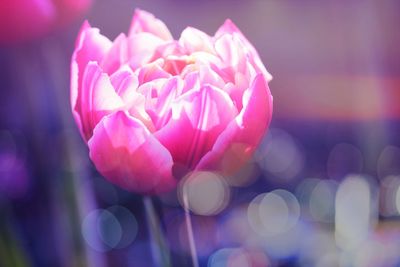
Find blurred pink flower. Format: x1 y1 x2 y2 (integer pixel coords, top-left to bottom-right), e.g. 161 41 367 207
70 9 273 194
0 0 92 43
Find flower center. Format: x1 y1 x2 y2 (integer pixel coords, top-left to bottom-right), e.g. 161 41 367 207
162 55 196 76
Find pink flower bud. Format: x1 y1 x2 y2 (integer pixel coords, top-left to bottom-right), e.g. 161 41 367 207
70 9 273 194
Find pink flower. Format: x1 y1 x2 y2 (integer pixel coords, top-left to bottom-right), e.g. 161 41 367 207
71 9 273 194
0 0 92 43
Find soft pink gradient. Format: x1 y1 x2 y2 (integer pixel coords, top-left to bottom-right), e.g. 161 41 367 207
0 0 92 43
71 9 273 194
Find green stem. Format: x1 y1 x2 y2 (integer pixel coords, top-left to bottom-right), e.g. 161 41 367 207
0 204 30 267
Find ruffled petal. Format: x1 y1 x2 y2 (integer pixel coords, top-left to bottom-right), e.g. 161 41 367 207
150 41 186 62
179 27 214 54
109 64 137 97
79 62 124 140
71 21 112 139
214 34 247 76
196 74 273 175
199 64 226 89
215 19 272 81
137 59 171 85
153 77 184 129
88 111 175 194
191 51 222 68
126 33 165 69
100 33 127 74
110 67 156 132
223 67 256 111
155 85 238 170
129 9 173 41
181 71 200 93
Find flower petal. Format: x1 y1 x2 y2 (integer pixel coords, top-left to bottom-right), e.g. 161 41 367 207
100 33 128 74
199 64 226 89
109 67 155 132
102 32 167 72
181 70 200 93
150 41 186 62
214 34 247 75
109 64 137 97
79 62 124 140
137 59 171 85
126 33 166 69
215 19 272 81
155 85 238 170
88 111 175 194
179 27 214 54
129 9 173 41
153 77 184 129
215 19 243 38
196 74 273 175
71 21 112 139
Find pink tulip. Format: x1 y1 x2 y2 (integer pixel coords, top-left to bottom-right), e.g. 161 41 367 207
0 0 92 43
71 9 273 194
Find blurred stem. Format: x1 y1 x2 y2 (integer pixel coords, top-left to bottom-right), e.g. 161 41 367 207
38 40 105 267
143 196 171 267
0 205 29 267
182 190 199 267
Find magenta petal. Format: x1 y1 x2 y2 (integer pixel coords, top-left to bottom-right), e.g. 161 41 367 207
71 22 112 140
109 65 137 97
150 41 186 62
152 77 184 129
215 19 243 38
88 111 175 194
134 77 182 131
137 60 171 85
126 33 165 69
129 9 173 41
79 62 124 140
109 68 154 131
215 19 272 81
214 34 246 74
155 85 238 169
100 33 127 74
182 71 200 93
196 74 273 174
199 64 226 89
237 74 273 141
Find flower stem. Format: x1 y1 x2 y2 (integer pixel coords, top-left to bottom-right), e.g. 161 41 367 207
143 196 171 267
182 191 199 267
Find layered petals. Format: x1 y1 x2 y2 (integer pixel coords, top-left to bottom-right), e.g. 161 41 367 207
137 59 171 84
88 111 176 194
196 74 273 175
78 62 124 140
215 34 247 75
126 33 166 69
101 31 167 73
179 27 214 54
129 9 173 41
100 33 128 74
71 23 113 139
215 19 273 81
71 10 273 195
155 85 238 170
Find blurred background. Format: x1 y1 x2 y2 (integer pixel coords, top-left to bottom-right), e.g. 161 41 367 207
1 0 400 266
